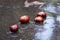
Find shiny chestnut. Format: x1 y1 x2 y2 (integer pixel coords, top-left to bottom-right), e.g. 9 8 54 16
34 16 44 23
19 15 30 23
10 24 18 33
37 11 46 18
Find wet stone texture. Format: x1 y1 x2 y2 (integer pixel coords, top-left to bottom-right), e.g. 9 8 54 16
0 0 60 40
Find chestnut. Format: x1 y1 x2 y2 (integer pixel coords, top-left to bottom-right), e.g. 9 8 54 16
19 15 30 23
10 24 18 33
37 11 46 18
34 16 44 23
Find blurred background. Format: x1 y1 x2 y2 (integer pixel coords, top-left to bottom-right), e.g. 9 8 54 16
0 0 60 40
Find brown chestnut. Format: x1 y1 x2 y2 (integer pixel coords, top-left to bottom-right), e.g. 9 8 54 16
34 16 44 23
37 11 46 18
19 15 30 23
10 24 18 33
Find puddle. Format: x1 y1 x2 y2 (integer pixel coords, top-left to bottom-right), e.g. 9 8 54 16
33 16 55 40
56 15 60 22
44 5 57 14
0 0 60 40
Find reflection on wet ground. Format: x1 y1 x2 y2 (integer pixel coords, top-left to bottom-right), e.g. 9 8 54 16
0 0 60 40
7 16 56 40
33 16 55 40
